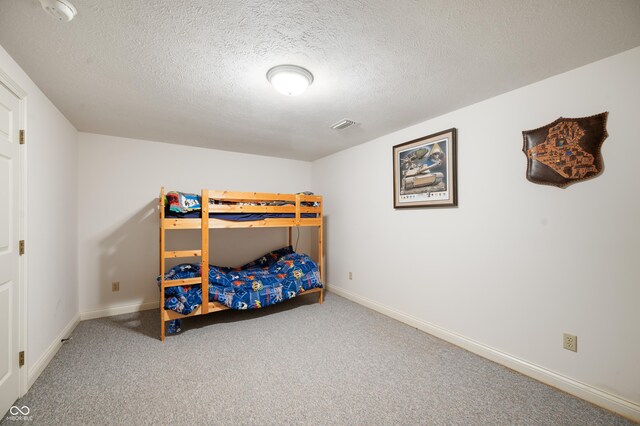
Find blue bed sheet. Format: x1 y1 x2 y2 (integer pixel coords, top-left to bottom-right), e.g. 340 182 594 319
158 247 322 333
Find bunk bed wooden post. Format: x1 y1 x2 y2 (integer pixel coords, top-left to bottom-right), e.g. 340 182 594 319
201 189 210 315
318 210 324 304
294 194 301 226
159 187 166 341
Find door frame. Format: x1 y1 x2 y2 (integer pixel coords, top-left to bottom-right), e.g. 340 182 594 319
0 66 28 397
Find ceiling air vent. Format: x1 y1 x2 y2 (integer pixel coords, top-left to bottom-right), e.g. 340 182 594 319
330 119 358 130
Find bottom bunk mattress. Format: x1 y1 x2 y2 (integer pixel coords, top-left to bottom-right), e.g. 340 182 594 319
158 246 322 333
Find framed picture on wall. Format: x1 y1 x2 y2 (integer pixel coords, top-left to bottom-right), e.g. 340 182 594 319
393 128 457 208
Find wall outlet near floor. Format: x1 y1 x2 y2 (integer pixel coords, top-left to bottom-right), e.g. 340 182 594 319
112 281 120 292
563 333 577 352
348 272 352 280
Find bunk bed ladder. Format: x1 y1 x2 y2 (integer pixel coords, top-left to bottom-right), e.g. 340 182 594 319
159 187 208 341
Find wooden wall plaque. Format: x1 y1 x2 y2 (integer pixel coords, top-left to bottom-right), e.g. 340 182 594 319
522 112 608 188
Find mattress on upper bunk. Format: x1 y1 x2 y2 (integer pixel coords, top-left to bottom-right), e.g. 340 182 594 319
164 191 319 221
158 246 322 316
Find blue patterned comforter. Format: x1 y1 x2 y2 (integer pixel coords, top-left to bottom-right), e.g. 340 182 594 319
158 247 322 333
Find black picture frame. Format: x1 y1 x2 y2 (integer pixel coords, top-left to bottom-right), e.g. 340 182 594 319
393 128 457 208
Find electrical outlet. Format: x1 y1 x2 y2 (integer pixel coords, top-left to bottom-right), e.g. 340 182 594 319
348 272 352 280
563 333 577 352
112 282 120 292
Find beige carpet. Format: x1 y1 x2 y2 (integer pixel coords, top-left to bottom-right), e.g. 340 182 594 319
1 292 634 425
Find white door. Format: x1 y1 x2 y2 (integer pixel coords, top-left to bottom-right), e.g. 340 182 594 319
0 82 22 416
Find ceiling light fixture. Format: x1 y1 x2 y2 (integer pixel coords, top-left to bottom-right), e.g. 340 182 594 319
39 0 77 22
266 65 314 96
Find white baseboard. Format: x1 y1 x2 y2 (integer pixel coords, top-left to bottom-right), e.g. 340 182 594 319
79 301 158 321
27 312 80 390
26 301 157 392
327 285 640 422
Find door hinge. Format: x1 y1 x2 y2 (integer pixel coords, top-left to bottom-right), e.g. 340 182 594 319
19 240 25 255
19 351 24 367
19 129 25 145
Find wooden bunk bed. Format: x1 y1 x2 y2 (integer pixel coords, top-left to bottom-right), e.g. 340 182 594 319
158 188 324 341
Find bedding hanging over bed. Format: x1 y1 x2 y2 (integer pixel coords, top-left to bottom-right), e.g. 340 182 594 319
158 246 322 333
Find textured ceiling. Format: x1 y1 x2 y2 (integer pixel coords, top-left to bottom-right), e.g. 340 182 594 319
1 1 639 161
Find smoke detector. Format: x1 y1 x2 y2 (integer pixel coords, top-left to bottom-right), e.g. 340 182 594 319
40 0 77 22
330 119 358 130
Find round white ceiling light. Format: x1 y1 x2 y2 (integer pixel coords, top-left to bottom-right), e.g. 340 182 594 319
266 65 314 96
39 0 77 22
